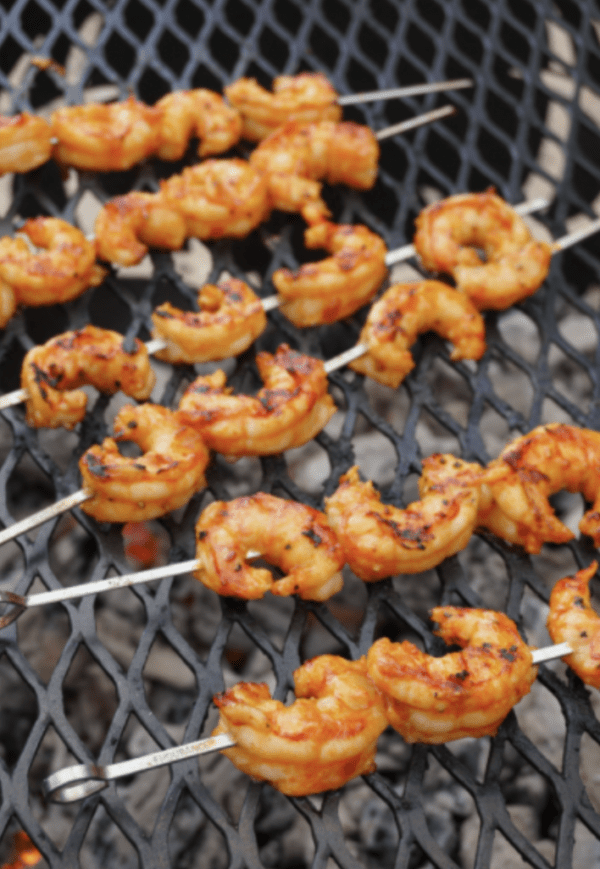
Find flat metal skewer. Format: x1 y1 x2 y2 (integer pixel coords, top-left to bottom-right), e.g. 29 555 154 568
337 77 473 106
0 550 262 629
40 639 574 804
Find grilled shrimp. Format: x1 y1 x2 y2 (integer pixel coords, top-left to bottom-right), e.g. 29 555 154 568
50 96 162 171
177 344 336 457
79 403 210 523
324 457 483 581
0 113 53 174
349 280 486 387
224 72 341 141
367 607 538 743
213 654 388 795
155 89 242 160
413 190 553 310
194 493 344 600
273 221 388 327
249 120 379 223
0 217 106 308
21 326 155 430
159 158 272 240
547 561 600 688
480 423 600 552
94 191 187 267
151 277 267 364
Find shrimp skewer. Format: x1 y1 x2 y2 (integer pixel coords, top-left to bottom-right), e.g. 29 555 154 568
42 636 566 803
0 492 344 629
92 107 453 267
0 197 548 419
0 76 471 176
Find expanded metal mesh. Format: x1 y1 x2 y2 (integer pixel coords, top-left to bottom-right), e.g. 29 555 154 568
1 0 600 867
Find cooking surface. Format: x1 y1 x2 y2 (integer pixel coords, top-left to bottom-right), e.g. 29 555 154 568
1 0 600 867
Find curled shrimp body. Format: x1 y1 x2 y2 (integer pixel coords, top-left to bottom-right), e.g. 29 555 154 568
50 96 162 171
0 217 106 308
367 607 538 743
324 457 483 581
21 326 155 430
177 344 337 457
151 277 267 364
273 221 388 327
213 654 388 795
547 561 600 688
224 72 341 141
413 190 553 310
194 493 344 600
250 120 379 223
79 403 210 523
159 159 271 241
94 191 187 267
0 113 53 174
349 280 486 387
480 423 600 553
155 89 242 160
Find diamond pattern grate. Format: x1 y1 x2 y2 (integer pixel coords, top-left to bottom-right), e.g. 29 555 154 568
1 0 600 867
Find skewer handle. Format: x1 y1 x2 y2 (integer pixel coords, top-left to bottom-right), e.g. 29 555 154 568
42 733 236 803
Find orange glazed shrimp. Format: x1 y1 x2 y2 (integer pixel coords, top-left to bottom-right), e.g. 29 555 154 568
21 326 156 430
249 120 379 223
94 191 187 267
79 403 210 523
324 456 483 581
212 654 388 795
413 190 553 310
194 493 344 600
155 89 243 160
0 112 53 174
367 607 538 743
50 96 162 171
348 280 486 387
151 277 267 364
272 221 388 327
177 344 336 457
224 72 341 141
0 217 106 310
159 158 272 241
480 423 600 553
547 561 600 688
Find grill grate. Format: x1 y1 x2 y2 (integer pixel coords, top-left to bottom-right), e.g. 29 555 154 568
1 0 600 867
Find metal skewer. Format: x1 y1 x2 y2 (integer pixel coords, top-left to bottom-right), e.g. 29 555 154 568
0 550 262 629
337 77 473 106
40 639 574 804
